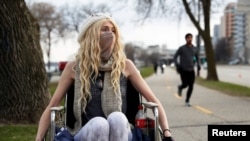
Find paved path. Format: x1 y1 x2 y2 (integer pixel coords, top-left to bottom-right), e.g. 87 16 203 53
145 67 250 141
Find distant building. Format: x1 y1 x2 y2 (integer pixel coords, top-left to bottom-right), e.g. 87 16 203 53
220 16 226 38
224 2 237 57
232 11 245 60
237 0 250 63
213 25 221 48
224 3 237 38
219 1 250 63
219 2 250 63
147 45 160 55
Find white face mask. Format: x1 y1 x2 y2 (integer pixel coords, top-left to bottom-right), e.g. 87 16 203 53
99 32 115 62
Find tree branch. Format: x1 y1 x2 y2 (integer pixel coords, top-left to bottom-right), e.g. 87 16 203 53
182 0 203 34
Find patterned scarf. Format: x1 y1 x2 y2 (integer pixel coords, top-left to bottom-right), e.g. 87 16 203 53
98 59 122 117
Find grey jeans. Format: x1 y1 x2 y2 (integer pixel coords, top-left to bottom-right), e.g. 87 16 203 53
74 112 132 141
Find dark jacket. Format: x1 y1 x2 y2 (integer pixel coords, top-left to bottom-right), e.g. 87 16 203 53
173 44 200 71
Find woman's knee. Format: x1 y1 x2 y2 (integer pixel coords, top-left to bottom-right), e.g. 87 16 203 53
107 112 130 131
107 112 128 126
74 117 109 141
107 112 131 141
87 117 109 130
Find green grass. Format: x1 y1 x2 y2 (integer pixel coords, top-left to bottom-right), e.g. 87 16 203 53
0 82 59 141
196 77 250 97
140 66 154 78
0 125 37 141
49 82 58 94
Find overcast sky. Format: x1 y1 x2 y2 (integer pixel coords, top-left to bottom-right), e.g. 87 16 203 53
25 0 237 62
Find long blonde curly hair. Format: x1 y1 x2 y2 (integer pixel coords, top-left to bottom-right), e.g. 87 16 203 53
75 18 126 110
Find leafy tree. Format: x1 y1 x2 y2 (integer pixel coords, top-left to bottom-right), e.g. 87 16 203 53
123 0 220 81
0 0 50 124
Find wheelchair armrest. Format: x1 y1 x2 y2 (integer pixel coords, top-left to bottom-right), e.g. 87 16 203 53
142 102 161 141
50 106 64 111
142 101 158 108
50 106 65 141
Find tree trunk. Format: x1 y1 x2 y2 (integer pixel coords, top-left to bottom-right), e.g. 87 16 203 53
202 32 219 80
0 0 50 124
201 0 218 81
182 0 219 81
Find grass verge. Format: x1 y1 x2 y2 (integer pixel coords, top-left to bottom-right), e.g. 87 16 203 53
196 77 250 97
140 66 154 78
0 125 37 141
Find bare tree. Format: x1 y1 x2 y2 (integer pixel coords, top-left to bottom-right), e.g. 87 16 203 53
29 2 66 69
0 0 50 124
121 0 221 81
124 43 136 62
60 2 111 33
27 2 112 71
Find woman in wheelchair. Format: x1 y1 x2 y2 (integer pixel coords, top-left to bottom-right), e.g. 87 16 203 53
35 12 173 141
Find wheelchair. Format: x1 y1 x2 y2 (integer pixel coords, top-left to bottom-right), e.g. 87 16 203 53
43 80 164 141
